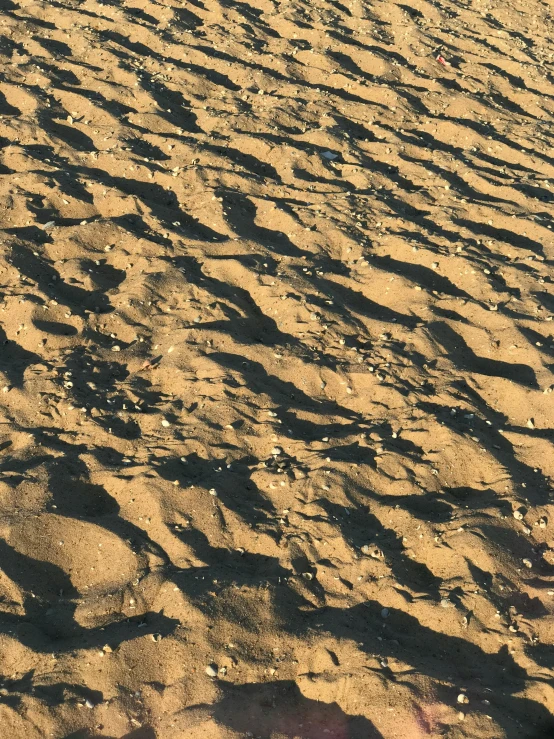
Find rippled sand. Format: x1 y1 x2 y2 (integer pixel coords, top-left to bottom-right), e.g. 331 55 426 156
0 0 553 736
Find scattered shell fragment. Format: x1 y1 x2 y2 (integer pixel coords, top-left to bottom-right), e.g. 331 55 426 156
362 544 384 559
205 664 218 678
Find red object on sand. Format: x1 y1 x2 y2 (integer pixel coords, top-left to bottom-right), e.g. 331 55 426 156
436 54 448 65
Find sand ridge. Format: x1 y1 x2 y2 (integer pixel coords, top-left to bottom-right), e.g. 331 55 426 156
0 0 553 736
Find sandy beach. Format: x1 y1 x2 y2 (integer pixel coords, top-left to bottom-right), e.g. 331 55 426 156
0 0 553 736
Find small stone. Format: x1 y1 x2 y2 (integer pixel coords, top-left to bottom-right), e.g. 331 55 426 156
205 664 218 678
271 447 283 455
457 693 469 704
102 644 113 653
381 608 389 619
161 419 170 427
85 699 95 709
111 345 121 352
513 509 524 520
522 558 532 568
527 418 535 429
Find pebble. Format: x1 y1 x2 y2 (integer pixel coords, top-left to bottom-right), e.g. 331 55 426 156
205 664 218 678
272 447 283 455
161 419 170 427
111 345 121 352
522 558 532 568
457 693 469 704
381 608 389 619
513 509 524 520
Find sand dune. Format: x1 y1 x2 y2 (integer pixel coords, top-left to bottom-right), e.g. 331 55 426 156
0 0 553 736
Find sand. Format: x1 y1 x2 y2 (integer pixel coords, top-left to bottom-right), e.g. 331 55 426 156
0 0 553 736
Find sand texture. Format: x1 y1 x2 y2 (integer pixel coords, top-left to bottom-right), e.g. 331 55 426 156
0 0 554 736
